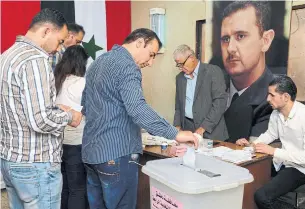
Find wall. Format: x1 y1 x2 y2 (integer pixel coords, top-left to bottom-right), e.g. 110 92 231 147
131 1 205 123
293 1 305 6
289 1 305 101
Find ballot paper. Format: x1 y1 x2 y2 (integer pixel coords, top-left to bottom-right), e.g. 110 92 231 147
183 147 196 169
220 150 252 164
212 146 252 164
212 146 233 158
193 133 204 145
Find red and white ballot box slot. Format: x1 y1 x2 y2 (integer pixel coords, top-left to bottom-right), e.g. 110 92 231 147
142 154 254 209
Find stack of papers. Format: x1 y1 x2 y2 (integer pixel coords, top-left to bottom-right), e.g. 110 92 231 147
212 146 233 157
142 133 177 146
212 146 252 164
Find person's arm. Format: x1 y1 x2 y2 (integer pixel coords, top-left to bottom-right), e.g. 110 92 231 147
199 66 228 133
22 59 70 136
117 64 178 139
273 122 305 164
173 76 182 128
273 143 305 165
253 111 278 145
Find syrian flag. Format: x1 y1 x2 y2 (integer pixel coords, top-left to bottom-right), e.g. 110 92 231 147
1 0 131 64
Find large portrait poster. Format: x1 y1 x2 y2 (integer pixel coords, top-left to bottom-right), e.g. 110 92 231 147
203 1 293 142
205 1 292 75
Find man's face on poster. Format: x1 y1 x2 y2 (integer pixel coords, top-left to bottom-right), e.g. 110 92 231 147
220 6 273 78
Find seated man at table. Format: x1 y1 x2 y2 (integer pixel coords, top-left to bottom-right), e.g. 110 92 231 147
236 75 305 209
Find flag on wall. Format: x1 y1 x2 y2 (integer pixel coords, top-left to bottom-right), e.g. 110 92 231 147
1 0 131 63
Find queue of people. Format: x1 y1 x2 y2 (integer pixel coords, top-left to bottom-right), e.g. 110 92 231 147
1 2 304 209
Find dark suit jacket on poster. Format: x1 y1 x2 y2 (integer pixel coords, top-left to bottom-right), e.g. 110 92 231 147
224 69 274 143
174 63 228 141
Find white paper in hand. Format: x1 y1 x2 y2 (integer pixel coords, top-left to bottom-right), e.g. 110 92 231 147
183 147 196 169
193 133 204 145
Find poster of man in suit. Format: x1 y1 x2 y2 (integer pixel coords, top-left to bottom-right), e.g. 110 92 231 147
207 1 292 75
204 1 293 142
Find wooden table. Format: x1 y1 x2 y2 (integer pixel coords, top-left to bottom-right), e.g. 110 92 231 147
137 141 272 209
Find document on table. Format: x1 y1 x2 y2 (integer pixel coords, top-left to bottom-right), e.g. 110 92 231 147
211 146 252 164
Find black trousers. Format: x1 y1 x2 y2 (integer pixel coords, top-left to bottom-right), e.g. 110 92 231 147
61 144 89 209
254 165 305 209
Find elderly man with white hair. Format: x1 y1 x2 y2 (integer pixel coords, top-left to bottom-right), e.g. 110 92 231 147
173 44 228 141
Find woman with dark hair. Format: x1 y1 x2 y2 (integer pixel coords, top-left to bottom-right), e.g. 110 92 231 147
54 45 89 209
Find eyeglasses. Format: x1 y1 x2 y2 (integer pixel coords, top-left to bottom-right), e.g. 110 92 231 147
176 54 191 68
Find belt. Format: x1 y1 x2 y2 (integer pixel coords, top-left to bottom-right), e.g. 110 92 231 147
185 117 194 122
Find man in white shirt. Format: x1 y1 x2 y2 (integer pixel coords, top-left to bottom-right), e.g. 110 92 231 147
236 75 305 209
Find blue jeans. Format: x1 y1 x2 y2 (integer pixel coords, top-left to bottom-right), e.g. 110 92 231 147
61 144 88 209
1 159 62 209
84 154 139 209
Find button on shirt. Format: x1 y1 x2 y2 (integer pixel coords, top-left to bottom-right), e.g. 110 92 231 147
253 101 305 174
184 62 200 119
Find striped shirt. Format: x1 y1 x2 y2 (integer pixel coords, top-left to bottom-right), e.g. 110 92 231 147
0 36 70 163
81 45 178 164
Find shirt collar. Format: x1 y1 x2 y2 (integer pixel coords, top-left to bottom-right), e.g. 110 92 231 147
184 62 200 79
279 101 299 122
112 44 134 61
16 35 49 59
229 79 249 97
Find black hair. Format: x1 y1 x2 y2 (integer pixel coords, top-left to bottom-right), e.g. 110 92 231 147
54 45 89 95
29 8 67 30
67 23 85 35
222 1 272 36
269 75 297 101
123 28 162 49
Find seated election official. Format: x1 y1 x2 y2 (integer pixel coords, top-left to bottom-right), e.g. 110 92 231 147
236 75 305 209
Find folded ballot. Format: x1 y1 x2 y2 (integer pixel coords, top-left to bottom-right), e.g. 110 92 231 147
183 147 196 169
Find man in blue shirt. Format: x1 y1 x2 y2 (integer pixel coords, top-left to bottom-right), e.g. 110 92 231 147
81 28 198 209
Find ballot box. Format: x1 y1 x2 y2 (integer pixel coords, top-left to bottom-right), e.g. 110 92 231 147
142 154 253 209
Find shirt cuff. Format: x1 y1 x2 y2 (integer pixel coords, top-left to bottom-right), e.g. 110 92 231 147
164 126 179 140
201 121 212 133
274 148 287 161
